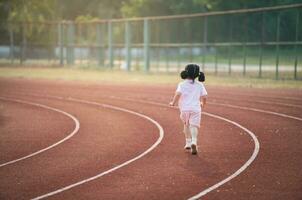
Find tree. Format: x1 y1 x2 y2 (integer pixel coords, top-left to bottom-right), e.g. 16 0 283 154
6 0 57 22
121 0 207 17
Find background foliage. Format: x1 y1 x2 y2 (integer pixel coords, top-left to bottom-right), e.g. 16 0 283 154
0 0 301 44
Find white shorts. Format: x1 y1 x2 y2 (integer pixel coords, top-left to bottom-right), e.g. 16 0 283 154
180 111 201 128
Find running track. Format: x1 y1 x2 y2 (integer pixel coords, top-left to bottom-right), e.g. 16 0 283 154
0 78 301 200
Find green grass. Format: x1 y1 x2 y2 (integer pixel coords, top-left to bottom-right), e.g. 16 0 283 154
0 66 301 89
158 47 302 66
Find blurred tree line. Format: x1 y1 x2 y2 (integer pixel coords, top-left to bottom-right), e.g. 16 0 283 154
1 0 301 20
0 0 301 45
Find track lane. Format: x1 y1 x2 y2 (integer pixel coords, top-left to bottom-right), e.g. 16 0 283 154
89 95 301 200
5 87 302 119
60 91 301 199
1 78 301 115
1 79 301 199
2 91 258 199
0 97 79 168
0 95 159 199
31 97 164 200
33 94 257 200
1 78 301 106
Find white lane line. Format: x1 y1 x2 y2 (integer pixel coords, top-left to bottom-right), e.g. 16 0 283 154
7 89 302 110
87 96 259 199
210 92 302 102
31 96 164 200
208 102 302 121
98 95 302 122
188 112 259 200
211 97 302 109
6 93 260 199
104 89 302 108
27 94 259 200
0 97 80 168
253 100 302 109
6 91 300 199
247 94 302 102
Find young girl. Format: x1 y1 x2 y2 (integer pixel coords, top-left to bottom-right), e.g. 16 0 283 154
169 64 207 155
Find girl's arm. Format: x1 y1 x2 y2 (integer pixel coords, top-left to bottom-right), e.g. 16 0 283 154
200 96 207 108
169 92 181 106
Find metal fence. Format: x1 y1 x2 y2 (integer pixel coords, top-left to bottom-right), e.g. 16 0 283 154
0 3 301 79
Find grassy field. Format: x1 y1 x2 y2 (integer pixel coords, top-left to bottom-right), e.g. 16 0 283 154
151 46 302 66
0 66 301 89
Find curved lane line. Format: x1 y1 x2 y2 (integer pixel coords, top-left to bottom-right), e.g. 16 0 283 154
104 95 302 122
188 112 259 200
5 92 300 198
94 95 302 199
252 100 302 109
211 97 302 109
32 96 164 200
208 102 302 121
0 97 80 168
25 94 259 200
210 92 302 102
90 96 260 199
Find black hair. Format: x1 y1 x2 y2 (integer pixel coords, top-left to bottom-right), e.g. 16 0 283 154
198 71 205 82
180 64 205 83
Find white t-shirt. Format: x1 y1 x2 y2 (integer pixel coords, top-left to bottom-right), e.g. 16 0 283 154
176 80 208 112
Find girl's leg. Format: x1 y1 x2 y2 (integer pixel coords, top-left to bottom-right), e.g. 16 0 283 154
189 125 199 154
183 125 191 149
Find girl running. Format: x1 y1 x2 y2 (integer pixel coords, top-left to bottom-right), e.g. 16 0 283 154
169 64 207 155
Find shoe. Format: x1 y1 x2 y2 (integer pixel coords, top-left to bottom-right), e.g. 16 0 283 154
184 143 191 150
191 144 197 155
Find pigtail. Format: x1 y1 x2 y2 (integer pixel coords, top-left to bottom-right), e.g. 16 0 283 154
180 70 188 79
198 72 205 82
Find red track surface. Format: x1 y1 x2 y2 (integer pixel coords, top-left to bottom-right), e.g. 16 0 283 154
0 78 301 200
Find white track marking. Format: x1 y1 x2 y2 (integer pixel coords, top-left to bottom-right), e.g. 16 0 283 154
210 92 302 102
8 89 302 109
188 112 259 200
31 96 164 200
243 94 302 102
20 93 259 200
0 97 80 168
252 100 302 109
93 97 259 199
3 91 299 199
79 96 259 200
211 97 302 109
208 102 302 121
93 95 302 122
110 89 302 106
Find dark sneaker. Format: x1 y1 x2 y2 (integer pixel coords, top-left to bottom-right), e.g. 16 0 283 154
191 144 197 155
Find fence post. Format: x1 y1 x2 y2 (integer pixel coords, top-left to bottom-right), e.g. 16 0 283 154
202 16 208 71
176 20 181 72
125 20 131 71
156 20 161 71
259 11 265 78
67 22 75 65
9 22 14 64
228 15 233 75
243 15 248 76
108 21 113 68
20 23 26 65
96 23 104 67
294 11 300 80
214 45 218 75
58 22 64 66
144 18 150 72
275 13 281 80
